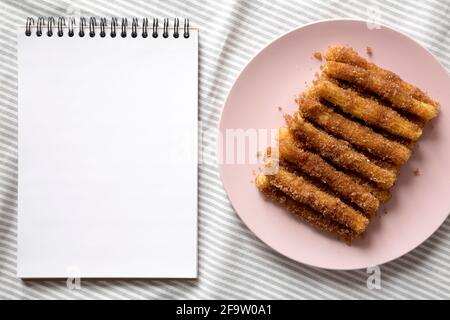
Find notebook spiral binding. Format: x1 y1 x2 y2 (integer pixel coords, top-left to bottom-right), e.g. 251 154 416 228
25 17 190 38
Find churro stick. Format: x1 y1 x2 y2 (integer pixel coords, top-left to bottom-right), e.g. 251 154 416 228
323 61 437 121
299 95 412 165
325 46 439 108
266 167 369 233
287 113 396 189
278 127 379 215
256 175 357 242
314 79 422 141
343 170 391 203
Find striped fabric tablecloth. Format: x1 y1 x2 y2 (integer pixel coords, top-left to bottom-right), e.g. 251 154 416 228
0 0 449 299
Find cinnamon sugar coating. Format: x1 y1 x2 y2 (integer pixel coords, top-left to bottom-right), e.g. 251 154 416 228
255 46 439 242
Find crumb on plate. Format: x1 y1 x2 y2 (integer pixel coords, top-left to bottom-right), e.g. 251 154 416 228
313 51 322 61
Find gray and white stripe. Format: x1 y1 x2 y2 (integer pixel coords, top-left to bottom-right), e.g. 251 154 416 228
0 0 449 299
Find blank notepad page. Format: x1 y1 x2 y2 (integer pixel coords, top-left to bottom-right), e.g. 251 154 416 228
17 19 198 278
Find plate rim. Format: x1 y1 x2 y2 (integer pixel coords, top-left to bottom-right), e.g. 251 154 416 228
217 18 450 270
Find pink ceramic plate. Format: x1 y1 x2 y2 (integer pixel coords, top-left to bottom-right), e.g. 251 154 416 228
218 20 450 270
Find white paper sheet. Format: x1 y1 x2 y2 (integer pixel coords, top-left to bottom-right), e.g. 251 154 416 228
17 30 198 278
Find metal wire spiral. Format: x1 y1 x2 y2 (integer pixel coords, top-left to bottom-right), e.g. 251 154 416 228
25 17 190 38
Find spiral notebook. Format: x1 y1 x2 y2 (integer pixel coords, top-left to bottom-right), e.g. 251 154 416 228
17 17 198 278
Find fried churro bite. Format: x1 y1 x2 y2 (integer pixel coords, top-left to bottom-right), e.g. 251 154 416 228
256 46 439 242
256 174 357 243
